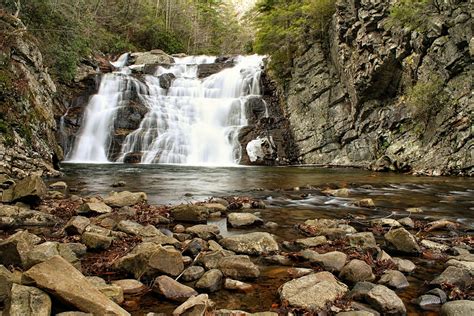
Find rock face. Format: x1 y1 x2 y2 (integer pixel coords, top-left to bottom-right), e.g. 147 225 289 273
24 256 129 315
279 0 473 175
279 272 348 311
6 284 51 316
0 13 62 179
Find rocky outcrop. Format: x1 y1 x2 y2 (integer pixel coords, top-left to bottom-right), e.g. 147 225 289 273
280 0 473 175
0 13 63 179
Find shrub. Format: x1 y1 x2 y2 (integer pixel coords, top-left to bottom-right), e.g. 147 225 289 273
406 75 447 122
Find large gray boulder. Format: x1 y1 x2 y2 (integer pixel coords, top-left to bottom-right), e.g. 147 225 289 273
279 272 348 311
219 232 278 255
24 256 129 315
5 284 51 316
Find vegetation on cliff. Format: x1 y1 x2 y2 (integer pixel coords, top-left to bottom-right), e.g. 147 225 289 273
2 0 251 82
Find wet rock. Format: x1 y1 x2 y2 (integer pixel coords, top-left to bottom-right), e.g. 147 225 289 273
339 259 375 283
64 216 90 235
87 276 124 304
103 191 147 207
353 198 375 208
1 175 47 205
186 224 220 240
132 50 174 65
397 217 414 228
49 181 68 190
264 221 279 229
111 181 126 188
392 257 416 273
78 202 112 214
24 256 129 315
440 300 474 316
427 288 447 303
195 269 223 292
183 238 207 257
172 294 214 316
287 268 313 278
349 232 377 249
371 219 401 228
378 270 409 289
264 255 293 266
347 282 376 301
0 205 58 228
0 230 41 267
227 213 263 227
181 266 205 282
198 250 234 270
446 259 474 275
152 275 197 303
430 266 471 289
197 62 234 78
82 232 113 250
300 250 347 272
217 255 260 280
406 208 423 213
416 294 442 309
366 285 406 315
295 236 328 248
421 240 450 252
279 272 348 312
219 232 278 255
111 279 147 295
384 228 421 254
5 284 51 316
224 278 252 292
322 188 350 197
301 219 357 238
170 205 210 223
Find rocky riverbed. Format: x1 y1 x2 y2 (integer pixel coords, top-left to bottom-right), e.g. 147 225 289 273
0 174 473 315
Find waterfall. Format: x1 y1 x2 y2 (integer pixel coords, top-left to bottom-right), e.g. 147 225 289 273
67 54 264 165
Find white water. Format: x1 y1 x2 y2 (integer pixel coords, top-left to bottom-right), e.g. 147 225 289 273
67 54 264 165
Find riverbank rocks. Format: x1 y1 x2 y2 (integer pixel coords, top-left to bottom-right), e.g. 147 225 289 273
295 236 328 248
173 294 214 315
349 232 377 249
1 175 47 205
446 259 474 275
78 202 112 214
339 260 375 283
300 250 347 272
24 256 129 315
152 276 197 302
392 258 416 273
87 276 124 304
217 255 260 279
279 272 348 311
366 285 406 315
384 228 421 254
186 224 220 240
227 213 263 227
0 230 41 267
378 270 409 289
111 279 147 295
430 266 471 289
195 269 223 292
24 241 80 269
181 266 205 282
65 216 90 235
103 191 147 207
82 232 113 250
440 300 474 316
170 204 210 222
0 205 58 228
6 284 51 316
219 232 278 255
300 219 356 238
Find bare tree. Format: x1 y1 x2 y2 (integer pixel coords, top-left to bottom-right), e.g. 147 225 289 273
13 0 21 18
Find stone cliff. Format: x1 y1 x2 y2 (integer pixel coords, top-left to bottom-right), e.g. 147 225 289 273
279 0 472 175
0 13 62 179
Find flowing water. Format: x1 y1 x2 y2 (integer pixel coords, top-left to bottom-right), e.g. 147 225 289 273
56 164 473 314
67 54 264 165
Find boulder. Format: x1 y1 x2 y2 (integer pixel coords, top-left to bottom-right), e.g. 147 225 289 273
384 228 421 254
152 276 197 302
24 241 79 269
353 198 375 208
147 246 184 277
78 202 112 214
0 230 41 267
170 205 210 223
0 205 58 228
131 50 174 65
349 232 377 249
301 219 357 238
197 62 234 78
366 285 406 315
172 294 214 316
195 269 223 292
398 217 415 228
224 278 253 292
219 232 278 255
279 272 348 311
378 270 409 289
24 256 129 315
300 250 347 272
430 266 471 289
392 257 416 273
0 265 12 303
217 255 260 280
186 224 220 240
158 73 176 89
227 213 263 227
1 175 47 205
64 216 90 235
117 220 163 238
82 232 113 250
198 250 234 270
5 284 51 316
339 259 375 283
103 191 147 207
440 300 474 316
294 236 328 248
111 279 147 295
347 282 376 301
181 266 205 282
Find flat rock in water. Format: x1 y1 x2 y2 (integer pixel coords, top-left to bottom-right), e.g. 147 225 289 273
103 191 147 207
279 272 348 311
339 259 375 283
217 255 260 280
227 213 263 227
366 285 406 315
186 224 220 239
430 266 471 289
24 256 129 315
301 219 356 238
170 204 210 223
300 250 347 272
384 228 421 254
6 284 51 316
440 300 474 316
219 232 278 255
152 275 197 302
78 202 112 214
224 278 253 292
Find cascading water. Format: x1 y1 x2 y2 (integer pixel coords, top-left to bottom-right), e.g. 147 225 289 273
66 53 264 165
